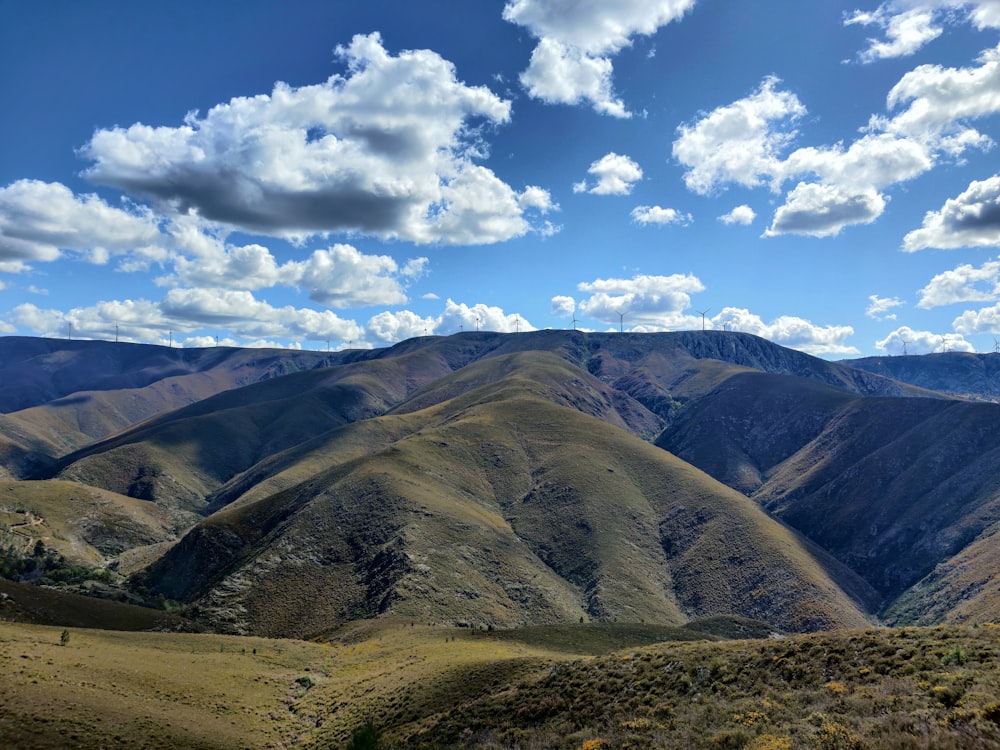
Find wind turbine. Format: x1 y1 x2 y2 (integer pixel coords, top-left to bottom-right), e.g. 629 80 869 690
696 308 710 332
614 309 627 333
900 337 909 356
571 315 578 331
993 336 998 354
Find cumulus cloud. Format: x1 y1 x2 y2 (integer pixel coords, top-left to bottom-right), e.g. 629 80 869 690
631 205 693 226
162 241 427 308
866 294 905 319
846 2 1000 62
80 33 553 246
766 183 886 237
953 301 1000 334
713 307 860 355
575 273 705 329
550 295 576 317
904 174 1000 250
0 179 164 268
9 289 365 347
365 298 534 343
877 324 974 353
718 205 756 225
673 77 806 195
573 152 643 195
882 43 1000 144
845 5 943 62
503 0 697 117
916 258 1000 307
675 42 1000 239
366 309 438 342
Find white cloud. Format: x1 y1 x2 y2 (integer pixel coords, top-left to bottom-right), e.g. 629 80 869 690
573 152 643 195
883 43 1000 143
673 77 806 195
845 5 943 62
714 307 860 355
365 298 536 343
550 295 576 317
953 302 1000 334
866 294 905 319
766 183 886 237
439 298 534 334
0 179 164 268
877 324 974 353
675 40 1000 239
162 241 426 308
630 205 693 226
916 258 1000 307
718 205 756 225
846 2 1000 62
576 273 705 329
503 0 697 117
9 289 365 347
366 309 438 342
903 174 1000 250
80 33 552 246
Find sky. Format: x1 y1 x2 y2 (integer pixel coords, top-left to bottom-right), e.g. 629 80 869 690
2 1 1000 358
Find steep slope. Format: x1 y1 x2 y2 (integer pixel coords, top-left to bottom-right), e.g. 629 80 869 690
881 518 1000 625
657 372 1000 621
138 353 874 638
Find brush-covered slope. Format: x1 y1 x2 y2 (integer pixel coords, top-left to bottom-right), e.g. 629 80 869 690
137 352 873 638
882 517 1000 625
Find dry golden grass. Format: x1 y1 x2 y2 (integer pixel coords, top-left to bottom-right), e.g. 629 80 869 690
3 620 999 750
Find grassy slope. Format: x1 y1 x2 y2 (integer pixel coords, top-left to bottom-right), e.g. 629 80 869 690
0 579 191 631
0 479 176 565
1 620 998 750
139 353 873 637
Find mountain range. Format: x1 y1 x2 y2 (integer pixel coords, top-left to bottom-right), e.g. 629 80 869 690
1 330 998 638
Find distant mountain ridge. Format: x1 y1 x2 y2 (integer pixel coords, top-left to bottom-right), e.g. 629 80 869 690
1 331 998 635
844 350 1000 401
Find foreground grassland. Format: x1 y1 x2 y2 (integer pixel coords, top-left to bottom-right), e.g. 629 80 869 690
1 620 999 749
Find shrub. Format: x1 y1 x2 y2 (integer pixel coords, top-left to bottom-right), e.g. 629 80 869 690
347 720 379 750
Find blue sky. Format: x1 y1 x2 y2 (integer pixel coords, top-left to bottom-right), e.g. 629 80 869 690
2 0 1000 357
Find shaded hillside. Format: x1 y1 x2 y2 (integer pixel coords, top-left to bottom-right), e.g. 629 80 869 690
657 372 1000 622
845 351 1000 401
882 517 1000 626
0 336 349 414
137 352 874 637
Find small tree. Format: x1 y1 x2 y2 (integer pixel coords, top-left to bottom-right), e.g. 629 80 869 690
60 629 70 646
